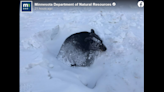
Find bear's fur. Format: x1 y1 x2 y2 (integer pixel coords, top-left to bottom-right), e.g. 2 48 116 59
57 29 107 67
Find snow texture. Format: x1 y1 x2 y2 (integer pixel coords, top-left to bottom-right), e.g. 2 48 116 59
20 6 144 92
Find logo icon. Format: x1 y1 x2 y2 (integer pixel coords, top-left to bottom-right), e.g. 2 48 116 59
112 2 116 6
138 1 144 7
20 1 33 12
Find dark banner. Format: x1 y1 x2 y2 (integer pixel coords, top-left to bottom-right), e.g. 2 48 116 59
20 0 144 12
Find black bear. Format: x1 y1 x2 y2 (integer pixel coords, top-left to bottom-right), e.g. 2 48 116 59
56 29 107 67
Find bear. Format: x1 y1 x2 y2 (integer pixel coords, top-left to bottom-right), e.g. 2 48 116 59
56 29 107 67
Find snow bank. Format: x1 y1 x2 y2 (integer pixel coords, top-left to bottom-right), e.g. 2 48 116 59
20 7 144 92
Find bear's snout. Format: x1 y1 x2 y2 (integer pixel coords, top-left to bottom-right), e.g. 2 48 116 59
100 45 107 51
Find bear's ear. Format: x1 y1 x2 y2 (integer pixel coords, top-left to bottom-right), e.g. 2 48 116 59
91 29 95 34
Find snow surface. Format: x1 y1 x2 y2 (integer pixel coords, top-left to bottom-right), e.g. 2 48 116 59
20 6 144 92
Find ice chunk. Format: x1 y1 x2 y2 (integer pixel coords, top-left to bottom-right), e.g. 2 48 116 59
48 64 54 68
126 31 136 38
21 37 41 49
119 32 126 39
51 25 59 40
104 29 112 35
113 37 123 43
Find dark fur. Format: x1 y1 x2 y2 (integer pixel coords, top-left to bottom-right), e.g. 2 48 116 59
57 29 107 67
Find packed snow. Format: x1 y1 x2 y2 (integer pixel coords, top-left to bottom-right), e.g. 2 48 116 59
20 6 144 92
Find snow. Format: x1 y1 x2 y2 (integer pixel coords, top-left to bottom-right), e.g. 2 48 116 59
20 6 144 92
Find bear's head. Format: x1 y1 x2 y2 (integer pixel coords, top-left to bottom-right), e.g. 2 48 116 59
85 29 107 51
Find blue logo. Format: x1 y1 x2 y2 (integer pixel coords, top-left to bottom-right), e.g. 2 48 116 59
21 1 32 12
